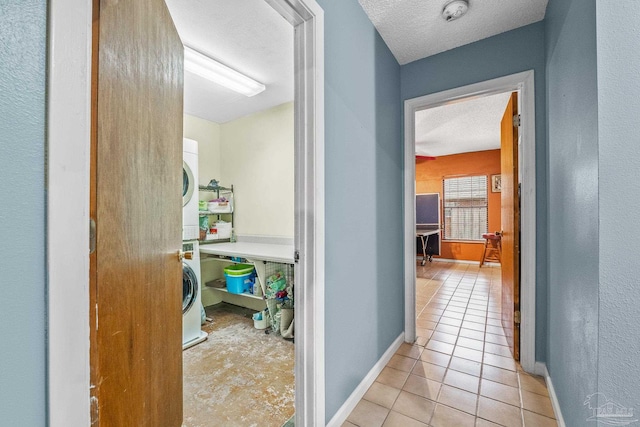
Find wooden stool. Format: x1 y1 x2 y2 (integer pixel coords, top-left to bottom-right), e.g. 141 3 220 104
480 233 501 267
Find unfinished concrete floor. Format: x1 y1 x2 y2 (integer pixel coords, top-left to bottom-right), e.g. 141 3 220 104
183 303 295 427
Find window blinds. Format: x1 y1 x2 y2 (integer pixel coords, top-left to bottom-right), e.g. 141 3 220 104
443 175 488 240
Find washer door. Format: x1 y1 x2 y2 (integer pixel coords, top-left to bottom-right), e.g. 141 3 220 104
183 161 195 207
182 262 198 314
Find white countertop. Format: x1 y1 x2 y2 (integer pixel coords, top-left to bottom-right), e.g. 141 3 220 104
199 241 295 264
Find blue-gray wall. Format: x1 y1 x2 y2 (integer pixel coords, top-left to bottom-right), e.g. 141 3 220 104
546 1 640 424
0 0 48 424
596 0 640 416
9 1 640 425
316 0 403 421
400 22 548 362
544 0 600 424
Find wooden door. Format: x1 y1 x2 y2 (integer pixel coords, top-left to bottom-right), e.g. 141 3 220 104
500 92 521 361
90 0 184 425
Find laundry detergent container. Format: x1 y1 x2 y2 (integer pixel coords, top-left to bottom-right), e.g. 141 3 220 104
224 264 255 294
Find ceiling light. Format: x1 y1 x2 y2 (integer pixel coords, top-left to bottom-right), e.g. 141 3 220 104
442 0 469 22
184 46 266 97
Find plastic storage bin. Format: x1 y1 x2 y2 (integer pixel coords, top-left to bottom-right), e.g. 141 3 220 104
252 310 269 329
216 221 232 239
224 264 254 276
224 272 254 294
224 264 255 294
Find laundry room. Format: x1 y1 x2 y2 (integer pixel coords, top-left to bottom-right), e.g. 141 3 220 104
166 0 296 426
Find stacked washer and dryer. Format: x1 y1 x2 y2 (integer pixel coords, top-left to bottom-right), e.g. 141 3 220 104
182 138 208 349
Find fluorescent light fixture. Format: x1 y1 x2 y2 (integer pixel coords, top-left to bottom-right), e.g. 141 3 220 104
184 46 266 97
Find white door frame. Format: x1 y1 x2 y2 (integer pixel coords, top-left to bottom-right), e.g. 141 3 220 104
46 0 325 425
266 1 326 425
404 71 537 373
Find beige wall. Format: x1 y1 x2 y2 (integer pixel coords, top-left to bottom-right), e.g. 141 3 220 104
184 103 294 239
184 114 221 186
220 102 294 238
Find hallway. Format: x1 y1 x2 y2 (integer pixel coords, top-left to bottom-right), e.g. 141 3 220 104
344 262 557 427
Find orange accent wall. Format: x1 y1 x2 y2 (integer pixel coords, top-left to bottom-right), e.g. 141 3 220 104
416 149 501 261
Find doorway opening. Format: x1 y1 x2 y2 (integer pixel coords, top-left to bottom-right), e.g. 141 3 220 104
46 0 325 426
403 71 537 373
166 1 297 424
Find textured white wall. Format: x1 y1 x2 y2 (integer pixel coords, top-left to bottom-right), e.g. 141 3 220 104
220 102 294 238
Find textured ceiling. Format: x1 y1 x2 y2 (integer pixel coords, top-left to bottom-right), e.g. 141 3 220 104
165 0 546 124
358 0 549 65
165 0 293 123
415 92 512 157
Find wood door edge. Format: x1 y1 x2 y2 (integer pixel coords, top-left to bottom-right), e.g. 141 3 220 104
89 0 100 424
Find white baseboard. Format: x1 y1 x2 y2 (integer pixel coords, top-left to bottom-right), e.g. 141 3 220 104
417 256 499 267
536 363 566 427
326 333 405 427
533 361 547 377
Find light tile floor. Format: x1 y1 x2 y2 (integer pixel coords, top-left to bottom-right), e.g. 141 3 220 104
344 262 557 427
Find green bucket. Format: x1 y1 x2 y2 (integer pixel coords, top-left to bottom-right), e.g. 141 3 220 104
224 264 254 276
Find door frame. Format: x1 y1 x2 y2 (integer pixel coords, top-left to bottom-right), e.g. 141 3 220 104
403 71 537 373
46 0 326 425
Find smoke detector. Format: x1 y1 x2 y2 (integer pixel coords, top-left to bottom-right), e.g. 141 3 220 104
442 0 469 22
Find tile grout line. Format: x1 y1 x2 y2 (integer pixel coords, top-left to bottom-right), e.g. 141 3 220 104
427 268 465 427
418 264 462 426
475 272 489 425
435 264 477 425
349 263 554 427
517 368 526 427
417 264 542 426
415 265 453 319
